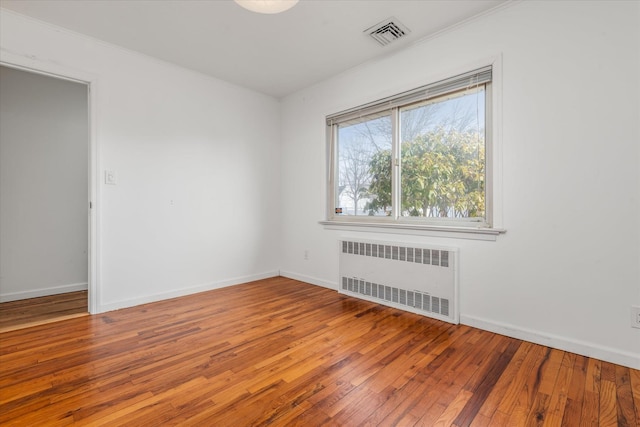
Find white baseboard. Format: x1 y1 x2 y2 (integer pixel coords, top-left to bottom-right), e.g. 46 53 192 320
0 282 89 303
461 314 640 370
279 270 337 290
93 268 639 370
278 272 639 370
96 271 279 313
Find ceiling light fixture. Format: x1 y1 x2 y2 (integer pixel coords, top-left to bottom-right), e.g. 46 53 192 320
234 0 298 14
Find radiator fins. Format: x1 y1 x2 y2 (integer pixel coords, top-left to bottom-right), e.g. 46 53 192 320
341 240 449 267
339 240 456 322
341 276 450 317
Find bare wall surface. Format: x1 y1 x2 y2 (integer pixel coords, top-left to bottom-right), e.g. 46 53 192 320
0 10 282 311
279 1 640 368
1 1 637 369
0 65 88 301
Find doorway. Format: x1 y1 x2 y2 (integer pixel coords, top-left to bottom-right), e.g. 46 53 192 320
0 65 91 330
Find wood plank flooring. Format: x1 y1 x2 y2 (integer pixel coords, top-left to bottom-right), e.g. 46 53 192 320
0 277 637 426
0 291 88 333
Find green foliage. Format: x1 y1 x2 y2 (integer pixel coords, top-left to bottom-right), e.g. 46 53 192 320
365 128 484 218
365 149 392 215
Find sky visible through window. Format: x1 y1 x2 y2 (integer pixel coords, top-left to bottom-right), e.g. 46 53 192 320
337 89 485 217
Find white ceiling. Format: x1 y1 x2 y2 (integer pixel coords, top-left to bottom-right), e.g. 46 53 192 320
0 0 507 98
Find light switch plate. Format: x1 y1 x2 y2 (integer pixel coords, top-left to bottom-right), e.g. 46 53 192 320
105 169 117 185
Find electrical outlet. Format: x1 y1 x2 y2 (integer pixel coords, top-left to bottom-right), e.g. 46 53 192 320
304 250 309 261
632 306 640 329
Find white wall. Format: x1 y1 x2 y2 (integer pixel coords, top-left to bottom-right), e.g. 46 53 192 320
0 65 88 302
1 10 282 311
1 1 637 369
280 1 640 369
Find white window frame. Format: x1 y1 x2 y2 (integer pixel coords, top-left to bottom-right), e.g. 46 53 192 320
322 59 504 240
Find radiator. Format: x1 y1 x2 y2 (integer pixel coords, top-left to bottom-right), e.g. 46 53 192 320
338 239 459 324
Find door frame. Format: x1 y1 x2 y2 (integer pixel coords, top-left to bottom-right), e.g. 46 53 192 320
1 52 100 314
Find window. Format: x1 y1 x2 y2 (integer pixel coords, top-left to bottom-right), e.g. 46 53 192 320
327 66 493 229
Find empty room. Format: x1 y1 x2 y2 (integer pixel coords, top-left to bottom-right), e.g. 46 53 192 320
0 0 638 425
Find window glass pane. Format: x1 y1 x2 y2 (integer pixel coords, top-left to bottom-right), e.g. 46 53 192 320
399 87 485 219
336 115 392 216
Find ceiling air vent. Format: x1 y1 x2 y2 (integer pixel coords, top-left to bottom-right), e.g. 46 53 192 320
365 17 410 46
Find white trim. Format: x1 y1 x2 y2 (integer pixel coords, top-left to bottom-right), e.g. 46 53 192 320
411 1 517 50
0 282 88 303
461 314 640 370
96 271 279 313
325 54 504 234
280 276 639 369
279 270 337 290
0 51 100 314
490 54 504 229
320 220 504 241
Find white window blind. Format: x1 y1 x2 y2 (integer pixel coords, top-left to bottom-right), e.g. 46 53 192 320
327 66 492 126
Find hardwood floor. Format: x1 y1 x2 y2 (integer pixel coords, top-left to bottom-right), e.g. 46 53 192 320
0 277 637 426
0 290 88 333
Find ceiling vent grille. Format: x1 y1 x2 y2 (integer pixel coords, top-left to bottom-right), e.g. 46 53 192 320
365 18 410 46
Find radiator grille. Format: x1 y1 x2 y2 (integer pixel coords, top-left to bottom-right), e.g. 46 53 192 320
342 240 450 267
341 276 450 317
339 239 458 323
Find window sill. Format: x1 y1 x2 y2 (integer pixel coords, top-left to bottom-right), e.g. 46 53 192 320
319 220 505 241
